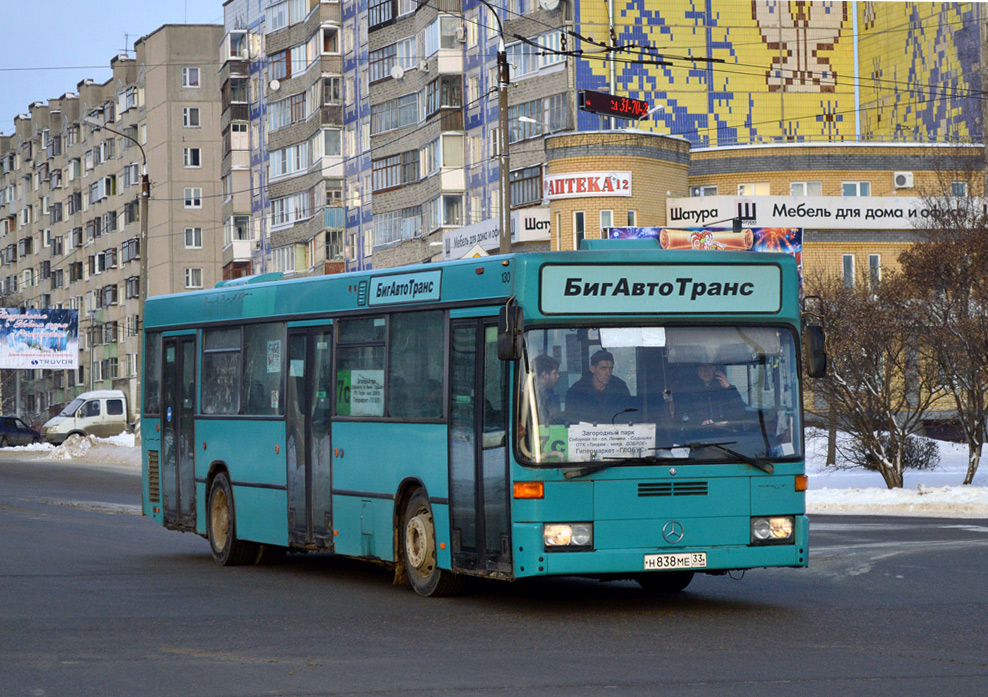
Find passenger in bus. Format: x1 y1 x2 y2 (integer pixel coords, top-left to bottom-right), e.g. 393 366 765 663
673 364 747 428
564 349 633 424
533 354 562 424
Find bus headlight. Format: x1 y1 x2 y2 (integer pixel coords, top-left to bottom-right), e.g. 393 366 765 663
750 516 794 545
544 523 593 551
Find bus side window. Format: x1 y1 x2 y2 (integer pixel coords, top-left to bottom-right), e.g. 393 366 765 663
337 316 386 418
387 311 444 419
243 323 285 416
202 328 242 415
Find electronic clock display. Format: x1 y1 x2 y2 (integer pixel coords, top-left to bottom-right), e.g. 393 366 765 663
578 89 650 120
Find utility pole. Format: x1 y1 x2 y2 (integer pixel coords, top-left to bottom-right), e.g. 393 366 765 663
497 39 512 254
478 1 512 254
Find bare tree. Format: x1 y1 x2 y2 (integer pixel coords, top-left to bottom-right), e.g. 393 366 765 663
810 273 943 489
900 149 988 485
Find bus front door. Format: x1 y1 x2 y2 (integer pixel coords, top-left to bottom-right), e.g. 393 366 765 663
449 320 512 577
286 328 334 549
161 335 196 530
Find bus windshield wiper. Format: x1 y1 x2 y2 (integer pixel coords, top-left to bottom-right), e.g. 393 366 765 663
684 440 774 474
562 441 774 479
563 454 662 479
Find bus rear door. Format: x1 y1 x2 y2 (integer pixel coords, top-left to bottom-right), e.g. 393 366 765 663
161 334 196 529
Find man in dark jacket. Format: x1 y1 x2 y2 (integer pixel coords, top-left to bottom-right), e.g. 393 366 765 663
533 354 562 424
565 350 632 424
674 364 747 427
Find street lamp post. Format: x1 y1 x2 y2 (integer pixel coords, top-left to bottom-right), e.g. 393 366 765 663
82 116 149 429
477 1 512 255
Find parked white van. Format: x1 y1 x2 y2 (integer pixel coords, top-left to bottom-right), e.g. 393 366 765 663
41 390 129 444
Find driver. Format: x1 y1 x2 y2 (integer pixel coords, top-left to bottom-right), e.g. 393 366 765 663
673 364 747 427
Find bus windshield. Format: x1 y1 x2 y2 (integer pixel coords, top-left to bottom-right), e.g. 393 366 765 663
518 325 802 466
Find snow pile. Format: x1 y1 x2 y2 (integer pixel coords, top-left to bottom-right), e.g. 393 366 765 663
2 432 141 467
805 429 988 518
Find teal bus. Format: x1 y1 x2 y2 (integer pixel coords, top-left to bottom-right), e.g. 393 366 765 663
141 242 822 596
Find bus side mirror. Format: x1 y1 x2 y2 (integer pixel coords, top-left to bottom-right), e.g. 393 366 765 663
497 305 524 361
804 325 827 378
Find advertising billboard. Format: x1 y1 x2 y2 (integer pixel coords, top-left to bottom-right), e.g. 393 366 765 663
0 308 79 370
607 226 802 282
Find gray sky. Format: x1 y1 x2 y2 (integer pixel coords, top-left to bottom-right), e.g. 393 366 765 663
0 0 224 134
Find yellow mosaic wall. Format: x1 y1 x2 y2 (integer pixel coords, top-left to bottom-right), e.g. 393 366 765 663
575 1 980 146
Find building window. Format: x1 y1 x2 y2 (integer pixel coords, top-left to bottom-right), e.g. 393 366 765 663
951 181 968 197
182 107 200 128
869 254 881 291
126 276 140 299
184 188 202 208
842 181 871 196
574 211 585 249
842 254 855 288
185 268 203 289
510 166 542 207
627 210 637 226
738 183 770 196
324 76 342 105
182 67 201 88
690 185 717 197
369 0 396 30
185 227 203 249
599 210 613 235
323 128 342 157
372 155 402 192
790 181 822 196
183 148 201 168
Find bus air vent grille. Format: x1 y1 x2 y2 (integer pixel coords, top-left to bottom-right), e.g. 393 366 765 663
638 481 708 497
357 280 369 306
148 450 160 503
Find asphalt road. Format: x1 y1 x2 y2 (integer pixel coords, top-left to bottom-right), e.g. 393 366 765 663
1 458 986 697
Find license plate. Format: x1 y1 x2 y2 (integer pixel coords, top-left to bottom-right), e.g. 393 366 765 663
643 552 706 570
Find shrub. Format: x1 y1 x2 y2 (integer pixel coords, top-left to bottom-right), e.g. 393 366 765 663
846 432 940 471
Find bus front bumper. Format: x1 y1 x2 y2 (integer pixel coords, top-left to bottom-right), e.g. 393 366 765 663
511 514 808 578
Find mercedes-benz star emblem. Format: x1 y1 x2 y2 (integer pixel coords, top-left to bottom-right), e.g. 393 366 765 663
662 521 685 544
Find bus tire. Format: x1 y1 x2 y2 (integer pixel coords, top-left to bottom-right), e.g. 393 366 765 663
207 472 258 566
636 571 694 593
402 488 463 597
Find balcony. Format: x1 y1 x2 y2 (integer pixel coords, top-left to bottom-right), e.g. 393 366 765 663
324 206 345 229
226 103 249 121
223 238 254 266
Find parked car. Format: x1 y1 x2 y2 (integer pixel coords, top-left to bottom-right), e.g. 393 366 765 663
40 390 129 444
0 416 42 447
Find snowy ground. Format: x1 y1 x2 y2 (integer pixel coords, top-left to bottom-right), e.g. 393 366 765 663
3 430 987 518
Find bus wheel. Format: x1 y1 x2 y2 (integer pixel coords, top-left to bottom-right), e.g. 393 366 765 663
636 571 694 593
207 472 258 566
402 488 463 597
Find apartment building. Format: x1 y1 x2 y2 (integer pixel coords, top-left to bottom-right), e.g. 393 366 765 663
220 0 346 280
224 0 569 275
226 1 981 276
0 24 224 424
